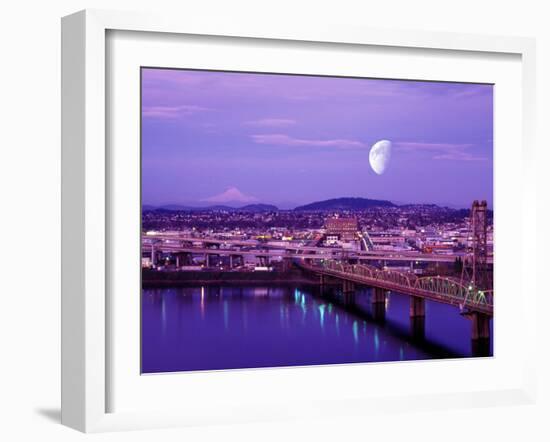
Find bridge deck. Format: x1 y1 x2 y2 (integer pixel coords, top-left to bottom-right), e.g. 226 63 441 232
143 235 493 264
146 243 477 263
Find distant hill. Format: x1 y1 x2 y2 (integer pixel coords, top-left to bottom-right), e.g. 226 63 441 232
238 204 278 212
142 203 279 212
155 204 200 211
203 205 238 211
294 197 396 211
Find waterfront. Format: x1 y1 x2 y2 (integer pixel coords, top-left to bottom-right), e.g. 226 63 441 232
141 284 492 373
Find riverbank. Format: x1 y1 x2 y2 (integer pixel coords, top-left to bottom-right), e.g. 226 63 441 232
142 268 321 288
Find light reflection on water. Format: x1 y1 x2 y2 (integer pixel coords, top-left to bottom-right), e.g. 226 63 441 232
142 285 492 374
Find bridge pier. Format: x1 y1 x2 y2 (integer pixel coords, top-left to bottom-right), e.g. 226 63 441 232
409 296 426 339
471 312 490 340
468 312 491 356
409 296 425 318
371 287 386 321
372 287 386 304
175 254 181 268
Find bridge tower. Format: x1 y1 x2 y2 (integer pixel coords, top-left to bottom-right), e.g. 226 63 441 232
461 200 490 291
461 200 492 354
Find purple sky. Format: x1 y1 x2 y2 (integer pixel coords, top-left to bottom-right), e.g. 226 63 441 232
142 68 493 209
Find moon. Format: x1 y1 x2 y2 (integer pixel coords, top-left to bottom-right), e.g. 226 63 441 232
369 140 392 175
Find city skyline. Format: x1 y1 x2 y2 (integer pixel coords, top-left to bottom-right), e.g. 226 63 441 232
142 68 493 209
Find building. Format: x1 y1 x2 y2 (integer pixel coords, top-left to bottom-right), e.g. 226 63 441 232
369 231 406 247
325 217 359 242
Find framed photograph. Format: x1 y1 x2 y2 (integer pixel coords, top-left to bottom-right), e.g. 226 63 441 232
140 68 494 374
61 9 537 432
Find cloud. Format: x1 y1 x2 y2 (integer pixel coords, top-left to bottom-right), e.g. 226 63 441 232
142 105 212 119
201 187 259 203
251 134 366 149
244 118 297 127
396 142 474 151
432 152 489 161
395 141 488 161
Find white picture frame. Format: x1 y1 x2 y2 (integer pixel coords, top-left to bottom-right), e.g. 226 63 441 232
61 9 537 433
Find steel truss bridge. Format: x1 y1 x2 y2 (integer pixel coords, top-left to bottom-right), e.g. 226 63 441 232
297 260 494 316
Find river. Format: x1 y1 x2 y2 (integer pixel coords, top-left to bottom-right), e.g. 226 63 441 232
141 284 493 373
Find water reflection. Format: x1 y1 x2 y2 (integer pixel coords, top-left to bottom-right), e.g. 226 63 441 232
142 284 492 374
410 316 426 340
200 286 205 319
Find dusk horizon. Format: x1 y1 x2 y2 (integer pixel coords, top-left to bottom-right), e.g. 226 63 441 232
142 191 484 211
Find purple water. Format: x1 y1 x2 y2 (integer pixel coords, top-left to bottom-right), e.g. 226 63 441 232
141 285 492 374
